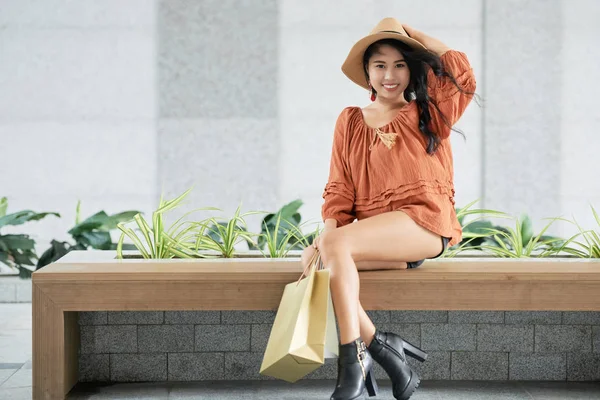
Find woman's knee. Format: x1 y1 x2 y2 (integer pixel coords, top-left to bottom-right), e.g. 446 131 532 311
319 231 351 267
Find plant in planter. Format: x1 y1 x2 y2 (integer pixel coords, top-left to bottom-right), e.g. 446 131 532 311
194 199 323 258
250 199 321 258
255 199 318 251
0 197 59 277
445 200 566 258
259 212 321 258
37 200 141 268
116 187 220 259
444 199 511 257
196 205 265 258
116 187 322 259
556 205 600 258
479 214 563 258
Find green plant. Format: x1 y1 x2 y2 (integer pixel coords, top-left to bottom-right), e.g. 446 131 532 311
116 187 220 259
479 214 563 258
260 213 319 258
196 205 263 258
444 199 510 257
37 200 140 268
0 197 59 277
555 205 600 258
291 224 323 249
252 199 321 253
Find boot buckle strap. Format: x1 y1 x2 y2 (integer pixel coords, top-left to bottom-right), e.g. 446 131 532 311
356 341 367 380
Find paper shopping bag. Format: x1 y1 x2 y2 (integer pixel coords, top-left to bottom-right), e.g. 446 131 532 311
259 251 338 382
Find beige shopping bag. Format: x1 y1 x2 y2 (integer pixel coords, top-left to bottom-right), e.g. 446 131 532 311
259 250 338 382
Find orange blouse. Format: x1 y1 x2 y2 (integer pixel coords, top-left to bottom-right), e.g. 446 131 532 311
321 50 476 247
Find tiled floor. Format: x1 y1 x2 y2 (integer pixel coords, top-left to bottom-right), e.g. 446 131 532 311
1 304 600 400
63 380 600 399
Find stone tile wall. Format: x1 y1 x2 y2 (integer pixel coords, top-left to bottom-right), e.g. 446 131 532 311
78 310 600 382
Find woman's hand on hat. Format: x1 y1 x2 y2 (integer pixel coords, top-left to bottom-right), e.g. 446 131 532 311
403 24 451 56
402 25 422 41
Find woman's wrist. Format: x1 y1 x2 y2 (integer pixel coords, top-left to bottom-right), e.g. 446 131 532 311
430 45 451 57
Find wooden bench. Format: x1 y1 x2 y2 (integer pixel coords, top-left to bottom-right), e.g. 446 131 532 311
32 250 600 399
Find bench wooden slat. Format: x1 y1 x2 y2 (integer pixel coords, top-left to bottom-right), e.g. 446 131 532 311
34 258 600 282
33 279 600 311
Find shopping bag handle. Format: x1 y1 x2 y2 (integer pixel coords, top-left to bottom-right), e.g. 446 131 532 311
296 249 324 286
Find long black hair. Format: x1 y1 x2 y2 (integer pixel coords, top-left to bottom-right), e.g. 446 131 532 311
363 39 477 154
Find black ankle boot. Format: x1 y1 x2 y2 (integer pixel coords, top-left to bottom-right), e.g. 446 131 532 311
367 330 422 400
372 330 428 362
330 338 378 400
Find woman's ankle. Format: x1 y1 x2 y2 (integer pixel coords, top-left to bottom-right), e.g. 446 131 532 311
363 330 376 347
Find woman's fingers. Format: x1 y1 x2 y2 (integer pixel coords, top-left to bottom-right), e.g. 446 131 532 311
403 24 423 41
301 245 317 266
403 24 415 36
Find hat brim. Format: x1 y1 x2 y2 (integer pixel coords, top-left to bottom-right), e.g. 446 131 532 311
341 32 426 90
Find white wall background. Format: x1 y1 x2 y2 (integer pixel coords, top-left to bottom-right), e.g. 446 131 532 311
1 0 599 263
560 0 600 234
0 0 158 253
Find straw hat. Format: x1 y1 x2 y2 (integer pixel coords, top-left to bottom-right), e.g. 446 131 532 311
341 18 426 90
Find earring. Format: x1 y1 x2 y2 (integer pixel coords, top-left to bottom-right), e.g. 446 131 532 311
368 83 376 102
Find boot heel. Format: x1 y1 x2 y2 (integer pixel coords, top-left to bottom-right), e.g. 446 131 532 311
403 341 428 362
365 369 378 397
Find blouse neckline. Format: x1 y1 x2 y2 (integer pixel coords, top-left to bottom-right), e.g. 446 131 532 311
355 101 416 130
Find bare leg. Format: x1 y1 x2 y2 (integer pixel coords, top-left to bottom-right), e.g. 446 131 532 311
355 262 409 346
359 302 376 346
320 211 441 399
326 247 361 344
319 211 442 347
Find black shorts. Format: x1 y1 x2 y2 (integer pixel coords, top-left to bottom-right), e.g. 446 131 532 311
407 236 450 269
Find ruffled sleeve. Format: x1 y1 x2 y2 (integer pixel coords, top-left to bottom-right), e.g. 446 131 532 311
321 108 356 227
427 50 477 139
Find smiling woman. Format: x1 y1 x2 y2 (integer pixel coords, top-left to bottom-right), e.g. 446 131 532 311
303 17 479 400
361 38 475 154
365 48 411 100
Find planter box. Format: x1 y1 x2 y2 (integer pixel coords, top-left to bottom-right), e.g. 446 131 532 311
31 250 600 399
